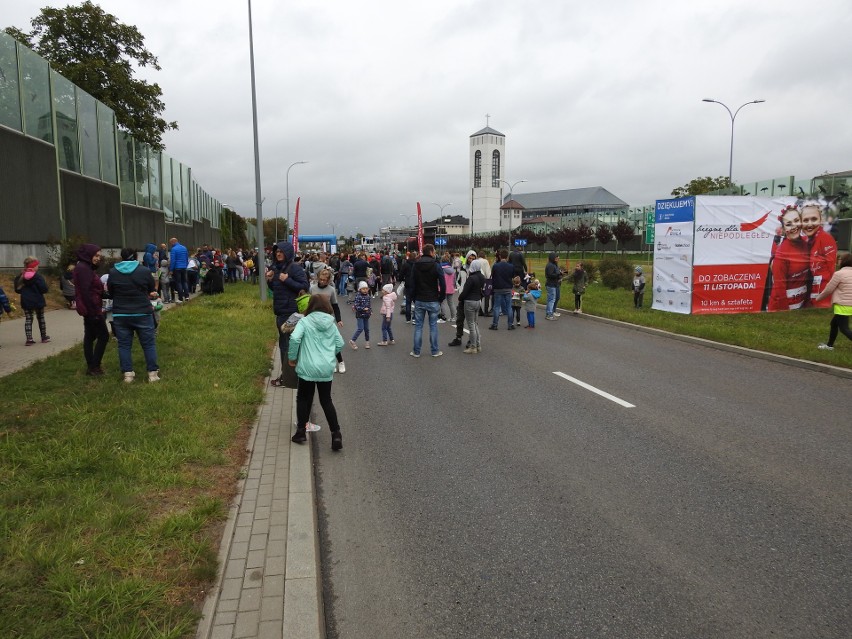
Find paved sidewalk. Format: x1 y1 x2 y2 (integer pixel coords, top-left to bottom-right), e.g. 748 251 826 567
0 302 324 639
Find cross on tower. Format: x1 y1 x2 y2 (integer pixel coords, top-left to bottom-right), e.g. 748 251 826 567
485 113 491 127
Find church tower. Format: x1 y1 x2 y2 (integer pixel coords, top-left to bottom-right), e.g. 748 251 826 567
469 120 505 235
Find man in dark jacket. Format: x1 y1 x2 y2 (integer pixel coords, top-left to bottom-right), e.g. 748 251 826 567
398 251 417 322
508 247 528 281
267 241 308 387
72 243 109 375
108 247 159 383
407 244 446 357
490 249 515 330
544 252 563 320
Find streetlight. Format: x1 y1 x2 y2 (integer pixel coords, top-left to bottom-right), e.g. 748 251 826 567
702 98 765 184
286 161 308 245
500 179 527 249
274 197 286 244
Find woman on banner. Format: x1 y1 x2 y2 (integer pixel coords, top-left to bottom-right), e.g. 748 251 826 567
768 205 810 311
800 201 837 308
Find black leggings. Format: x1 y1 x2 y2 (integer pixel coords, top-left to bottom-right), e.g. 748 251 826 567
827 314 852 347
296 379 340 432
83 316 109 370
574 293 583 310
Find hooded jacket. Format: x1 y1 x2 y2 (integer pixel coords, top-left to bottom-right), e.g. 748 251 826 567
108 260 156 315
14 269 48 310
545 253 562 288
409 254 446 303
73 243 104 318
268 241 309 317
143 243 158 274
287 311 344 382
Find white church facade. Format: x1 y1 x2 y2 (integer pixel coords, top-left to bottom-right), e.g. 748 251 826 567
469 125 512 235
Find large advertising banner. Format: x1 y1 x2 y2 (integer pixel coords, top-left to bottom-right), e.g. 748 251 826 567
692 196 797 314
652 197 695 314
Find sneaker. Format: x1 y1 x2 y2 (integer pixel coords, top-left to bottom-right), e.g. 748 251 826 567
331 431 343 451
463 347 476 354
389 340 395 344
25 339 36 346
305 421 321 432
336 361 346 373
349 340 358 350
817 343 834 350
448 338 462 347
476 346 482 353
291 428 307 444
437 318 446 324
123 371 136 383
554 312 562 317
431 351 443 358
507 325 515 330
148 370 160 383
86 367 105 376
516 321 521 326
41 336 51 343
409 351 420 358
545 315 556 321
377 341 388 346
365 342 370 349
488 325 498 330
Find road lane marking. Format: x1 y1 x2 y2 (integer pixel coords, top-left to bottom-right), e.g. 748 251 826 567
553 372 636 408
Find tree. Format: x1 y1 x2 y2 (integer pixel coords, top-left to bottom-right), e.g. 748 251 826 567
6 1 177 149
670 176 735 198
575 223 594 258
595 224 614 253
612 219 636 254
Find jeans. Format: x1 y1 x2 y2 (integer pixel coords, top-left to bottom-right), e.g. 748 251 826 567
338 275 348 296
464 300 480 348
381 314 394 342
352 316 370 342
527 310 536 327
296 379 340 432
546 285 560 316
172 268 189 301
82 316 109 370
413 300 440 355
113 314 158 373
491 291 512 327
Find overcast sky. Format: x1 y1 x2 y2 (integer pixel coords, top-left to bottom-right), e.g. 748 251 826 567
7 0 852 236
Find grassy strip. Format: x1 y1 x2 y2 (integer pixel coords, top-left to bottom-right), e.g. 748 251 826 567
526 257 851 368
0 284 274 638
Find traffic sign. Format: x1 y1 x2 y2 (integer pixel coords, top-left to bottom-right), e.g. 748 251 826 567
434 237 447 245
514 238 527 246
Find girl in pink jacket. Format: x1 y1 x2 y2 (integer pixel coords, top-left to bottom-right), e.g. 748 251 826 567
377 284 397 346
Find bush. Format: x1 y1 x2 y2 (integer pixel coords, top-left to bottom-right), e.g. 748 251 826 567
45 234 90 275
598 256 634 289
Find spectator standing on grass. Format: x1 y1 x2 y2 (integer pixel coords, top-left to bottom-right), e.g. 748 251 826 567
108 248 160 383
288 295 345 450
407 243 446 358
169 237 190 303
633 267 646 309
572 262 589 314
14 257 50 346
73 244 109 375
60 263 76 309
268 241 309 388
544 252 563 320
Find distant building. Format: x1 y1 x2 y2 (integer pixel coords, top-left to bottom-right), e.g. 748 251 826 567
510 187 629 228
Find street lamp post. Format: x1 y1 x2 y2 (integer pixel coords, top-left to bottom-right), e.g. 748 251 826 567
500 179 527 249
702 98 765 185
431 203 451 249
286 161 308 245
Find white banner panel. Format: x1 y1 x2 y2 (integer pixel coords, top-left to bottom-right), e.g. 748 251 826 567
652 198 694 314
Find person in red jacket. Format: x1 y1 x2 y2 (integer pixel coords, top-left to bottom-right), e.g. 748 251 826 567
801 201 837 308
768 205 810 311
72 243 109 375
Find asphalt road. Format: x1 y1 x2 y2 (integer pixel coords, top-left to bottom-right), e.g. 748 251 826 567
310 304 851 639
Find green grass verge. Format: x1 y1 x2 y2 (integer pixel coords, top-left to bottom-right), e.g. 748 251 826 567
526 257 851 368
0 284 275 638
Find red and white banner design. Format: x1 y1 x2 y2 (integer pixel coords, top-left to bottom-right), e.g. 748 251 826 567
692 196 795 314
293 197 300 254
416 202 423 253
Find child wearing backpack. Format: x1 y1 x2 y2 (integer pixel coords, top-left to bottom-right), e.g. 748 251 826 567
14 257 50 345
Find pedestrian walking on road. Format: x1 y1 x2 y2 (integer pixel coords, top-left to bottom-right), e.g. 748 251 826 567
73 244 109 375
14 257 50 346
458 258 484 353
349 281 372 349
815 253 852 351
288 295 345 450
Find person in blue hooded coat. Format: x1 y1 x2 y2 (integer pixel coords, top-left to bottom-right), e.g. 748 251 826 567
267 241 308 387
108 247 159 383
143 243 158 275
